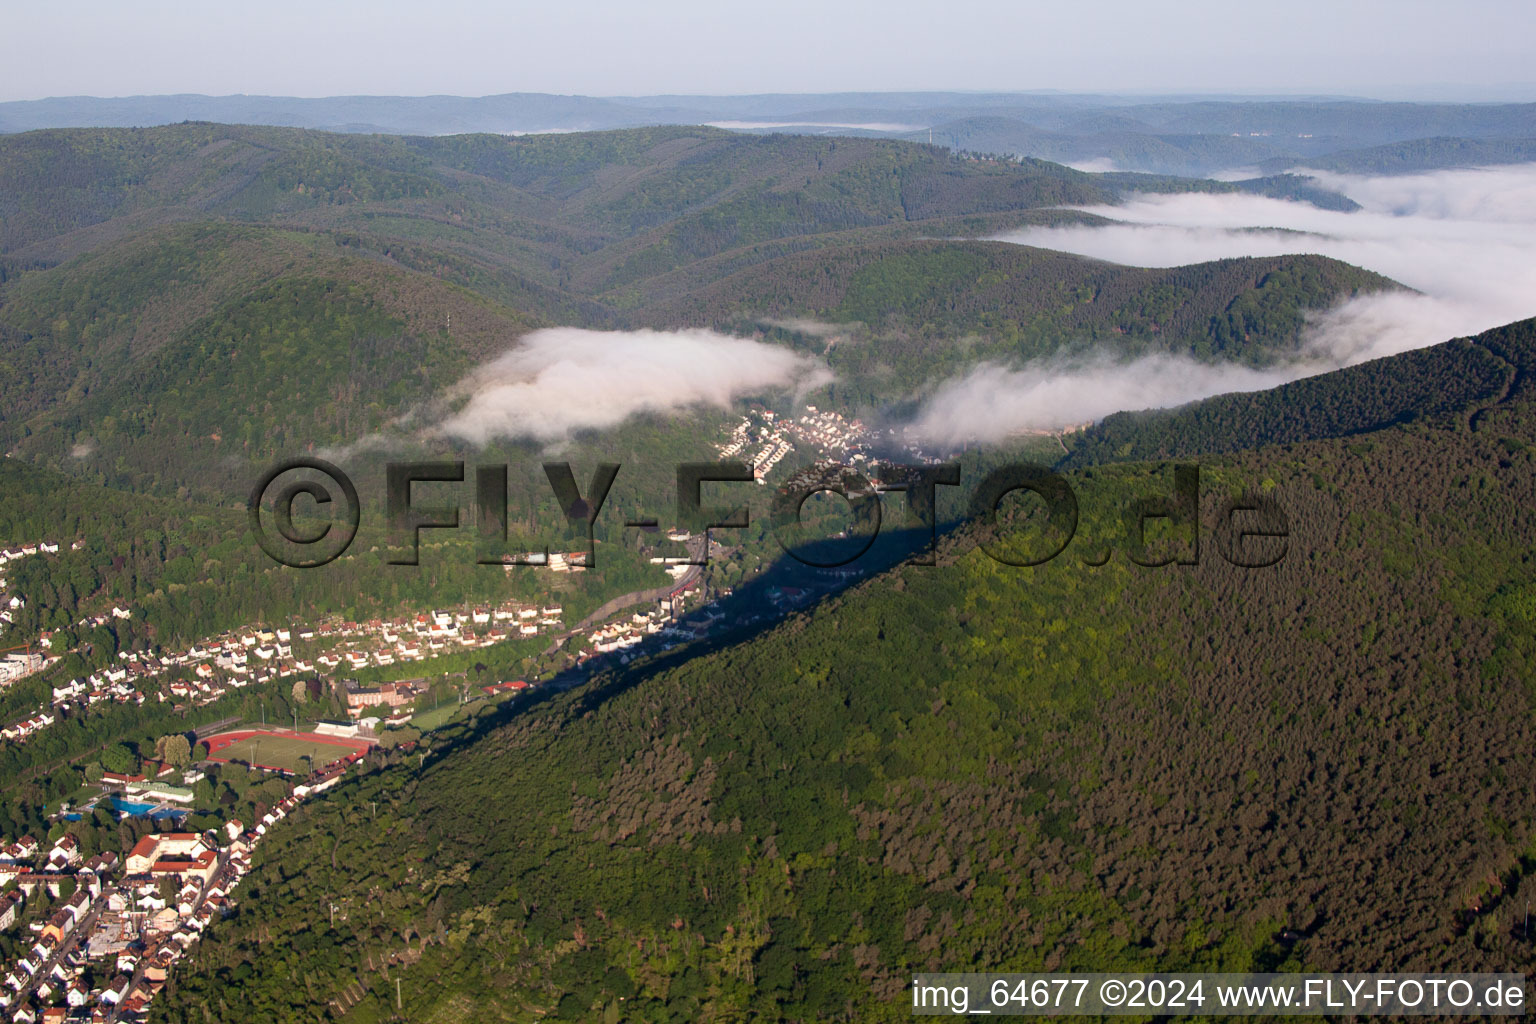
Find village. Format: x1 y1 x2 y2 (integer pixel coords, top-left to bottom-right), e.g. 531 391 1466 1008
0 543 72 690
0 411 918 757
0 572 745 1022
2 561 731 750
0 595 578 748
0 734 367 1022
577 581 708 659
0 402 929 753
0 444 910 1023
0 522 757 770
0 593 753 1024
712 403 1072 488
0 451 859 1018
715 405 877 483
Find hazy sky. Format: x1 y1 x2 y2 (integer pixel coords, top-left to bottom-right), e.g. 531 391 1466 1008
2 0 1533 102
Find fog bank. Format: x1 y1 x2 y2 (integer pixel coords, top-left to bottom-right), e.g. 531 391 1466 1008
909 164 1536 445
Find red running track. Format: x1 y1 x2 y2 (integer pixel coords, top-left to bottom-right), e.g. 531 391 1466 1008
201 729 375 774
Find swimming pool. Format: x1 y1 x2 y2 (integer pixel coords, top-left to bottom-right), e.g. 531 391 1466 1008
63 794 187 821
110 794 186 819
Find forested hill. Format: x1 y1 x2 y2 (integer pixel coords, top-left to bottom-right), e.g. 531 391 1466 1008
1060 318 1536 467
149 319 1536 1022
0 122 1369 307
0 124 1111 292
0 124 1403 500
646 241 1395 381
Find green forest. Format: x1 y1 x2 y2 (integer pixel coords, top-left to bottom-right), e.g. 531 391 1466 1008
0 121 1531 1023
0 123 1403 661
144 320 1536 1022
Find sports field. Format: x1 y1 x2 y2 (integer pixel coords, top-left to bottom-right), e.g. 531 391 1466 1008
203 729 373 775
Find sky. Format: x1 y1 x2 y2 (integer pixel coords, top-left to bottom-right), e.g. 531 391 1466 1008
2 0 1533 102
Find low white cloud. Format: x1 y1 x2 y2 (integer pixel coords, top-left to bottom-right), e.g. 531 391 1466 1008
908 353 1293 447
908 164 1536 445
429 327 832 445
1064 157 1121 174
1003 164 1536 320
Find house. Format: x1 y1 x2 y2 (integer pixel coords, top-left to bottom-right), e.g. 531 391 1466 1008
99 975 131 1004
101 771 146 787
16 874 70 899
293 769 344 798
125 833 217 880
47 834 80 868
64 889 90 923
0 891 22 930
344 680 417 709
1 836 37 862
130 783 194 804
42 909 72 944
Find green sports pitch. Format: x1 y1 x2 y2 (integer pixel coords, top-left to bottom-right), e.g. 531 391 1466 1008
203 729 371 775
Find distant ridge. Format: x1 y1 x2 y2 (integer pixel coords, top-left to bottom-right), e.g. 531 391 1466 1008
6 93 1536 175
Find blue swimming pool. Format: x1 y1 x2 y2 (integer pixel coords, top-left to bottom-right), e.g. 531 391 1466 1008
62 794 187 821
107 795 156 815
